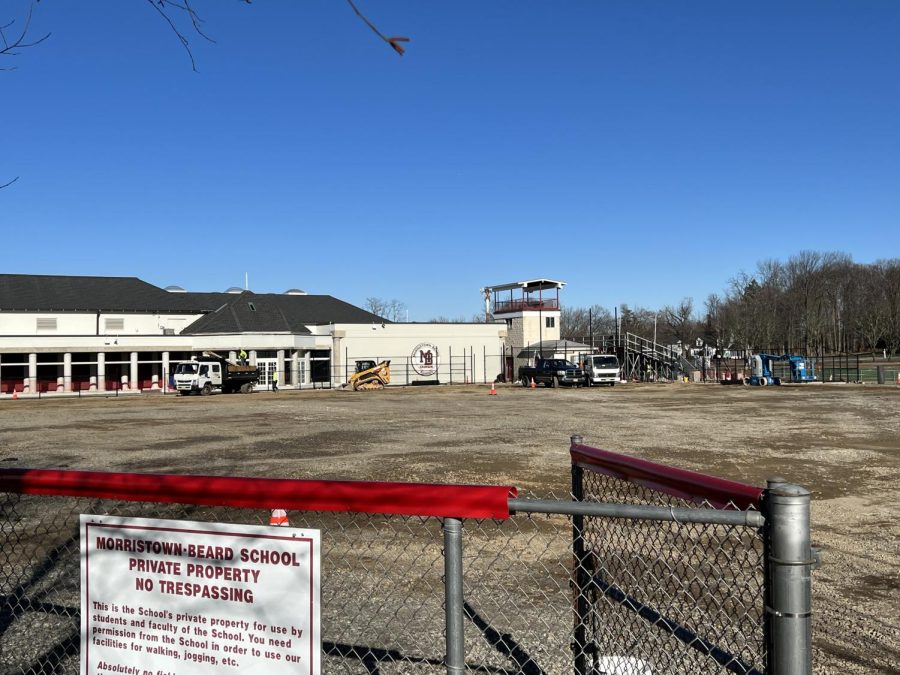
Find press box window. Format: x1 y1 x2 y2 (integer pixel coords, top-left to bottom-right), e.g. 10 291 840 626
545 317 555 328
36 318 57 331
105 318 125 332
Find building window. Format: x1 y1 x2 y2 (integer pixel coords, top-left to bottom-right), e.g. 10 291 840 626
36 317 57 331
105 318 125 332
505 319 513 329
546 317 555 328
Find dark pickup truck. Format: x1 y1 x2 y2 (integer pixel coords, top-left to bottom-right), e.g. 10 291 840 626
519 359 584 388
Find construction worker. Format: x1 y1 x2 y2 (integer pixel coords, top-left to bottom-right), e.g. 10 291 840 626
271 369 278 393
239 349 248 365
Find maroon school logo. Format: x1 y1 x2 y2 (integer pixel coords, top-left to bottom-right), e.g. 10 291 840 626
411 343 439 377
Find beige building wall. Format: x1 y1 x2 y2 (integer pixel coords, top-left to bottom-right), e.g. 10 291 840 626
502 311 561 352
332 322 508 384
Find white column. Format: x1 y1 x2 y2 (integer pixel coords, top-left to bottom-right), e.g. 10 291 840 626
249 350 257 366
229 351 237 363
130 352 138 391
97 352 106 392
332 337 342 387
162 352 170 392
28 353 37 392
291 351 300 389
63 352 72 393
276 349 285 386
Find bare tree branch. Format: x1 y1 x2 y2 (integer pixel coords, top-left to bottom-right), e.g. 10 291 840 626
346 0 409 56
145 0 208 72
0 2 50 71
0 176 20 190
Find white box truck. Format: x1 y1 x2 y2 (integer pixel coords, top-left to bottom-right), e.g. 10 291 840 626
580 354 621 387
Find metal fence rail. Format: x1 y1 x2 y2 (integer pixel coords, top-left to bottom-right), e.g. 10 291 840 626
1 443 812 674
570 436 812 675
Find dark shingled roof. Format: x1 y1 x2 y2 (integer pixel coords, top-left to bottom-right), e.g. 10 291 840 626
0 274 386 331
180 292 386 334
0 274 210 312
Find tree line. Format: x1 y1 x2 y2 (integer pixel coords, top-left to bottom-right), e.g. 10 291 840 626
561 252 900 357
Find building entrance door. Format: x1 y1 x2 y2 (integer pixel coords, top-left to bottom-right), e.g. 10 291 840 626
256 359 277 390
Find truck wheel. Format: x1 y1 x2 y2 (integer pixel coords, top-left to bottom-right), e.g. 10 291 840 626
521 377 529 388
201 383 212 396
551 376 559 388
759 377 768 386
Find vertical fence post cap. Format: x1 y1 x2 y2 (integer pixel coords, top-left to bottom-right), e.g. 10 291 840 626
570 434 584 446
768 483 810 500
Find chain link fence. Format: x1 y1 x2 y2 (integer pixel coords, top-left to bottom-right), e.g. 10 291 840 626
1 440 812 674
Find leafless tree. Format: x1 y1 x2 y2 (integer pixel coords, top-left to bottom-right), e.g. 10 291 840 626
703 293 730 352
560 305 615 342
663 297 696 350
364 297 406 322
876 259 900 356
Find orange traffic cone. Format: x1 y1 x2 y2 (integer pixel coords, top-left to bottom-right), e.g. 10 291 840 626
12 390 18 400
489 381 497 395
269 509 289 527
896 371 900 385
530 377 537 389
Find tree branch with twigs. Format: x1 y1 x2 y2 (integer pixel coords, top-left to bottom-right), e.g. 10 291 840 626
2 0 409 189
0 2 50 70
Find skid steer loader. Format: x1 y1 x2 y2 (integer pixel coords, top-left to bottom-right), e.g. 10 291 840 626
348 360 391 390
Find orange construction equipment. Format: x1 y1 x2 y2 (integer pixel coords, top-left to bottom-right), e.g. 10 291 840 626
530 377 537 389
489 381 497 395
269 509 289 527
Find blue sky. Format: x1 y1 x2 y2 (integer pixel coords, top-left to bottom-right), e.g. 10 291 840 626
4 1 898 320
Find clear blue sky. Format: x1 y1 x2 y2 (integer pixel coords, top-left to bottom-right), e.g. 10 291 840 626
4 1 898 320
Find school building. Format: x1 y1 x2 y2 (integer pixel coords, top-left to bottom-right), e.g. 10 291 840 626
0 274 511 395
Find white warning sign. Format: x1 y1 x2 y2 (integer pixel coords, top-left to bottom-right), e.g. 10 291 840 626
80 515 320 675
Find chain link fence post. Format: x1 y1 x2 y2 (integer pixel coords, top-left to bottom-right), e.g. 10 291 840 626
570 434 590 675
443 517 465 674
764 478 812 675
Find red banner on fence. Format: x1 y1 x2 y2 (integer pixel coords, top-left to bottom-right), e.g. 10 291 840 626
570 443 763 510
0 469 518 520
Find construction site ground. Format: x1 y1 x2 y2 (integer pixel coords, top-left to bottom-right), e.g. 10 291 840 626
1 382 897 673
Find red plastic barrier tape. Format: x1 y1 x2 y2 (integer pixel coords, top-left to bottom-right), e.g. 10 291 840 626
571 443 762 510
0 468 518 520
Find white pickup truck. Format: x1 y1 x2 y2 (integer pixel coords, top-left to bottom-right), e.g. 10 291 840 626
580 354 621 387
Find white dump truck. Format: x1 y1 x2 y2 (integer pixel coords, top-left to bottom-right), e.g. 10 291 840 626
173 353 259 395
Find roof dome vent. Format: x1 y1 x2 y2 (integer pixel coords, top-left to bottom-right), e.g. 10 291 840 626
284 288 308 295
165 285 186 293
225 287 244 294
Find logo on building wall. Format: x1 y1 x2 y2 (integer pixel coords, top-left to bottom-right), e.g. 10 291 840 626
411 343 439 376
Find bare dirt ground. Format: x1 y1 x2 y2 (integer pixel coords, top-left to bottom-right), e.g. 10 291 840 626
1 382 898 673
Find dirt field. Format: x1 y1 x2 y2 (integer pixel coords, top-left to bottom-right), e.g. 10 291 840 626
1 382 898 673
